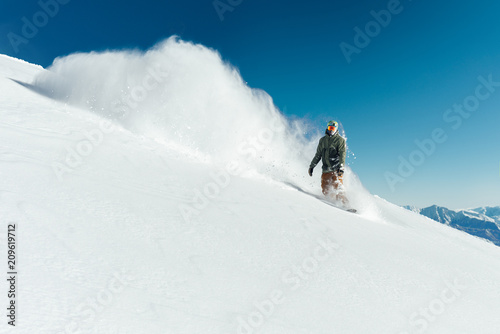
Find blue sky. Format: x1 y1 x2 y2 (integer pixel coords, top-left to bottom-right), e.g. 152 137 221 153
1 0 499 209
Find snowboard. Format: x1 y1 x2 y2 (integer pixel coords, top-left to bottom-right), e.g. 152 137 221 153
316 196 358 213
284 182 358 213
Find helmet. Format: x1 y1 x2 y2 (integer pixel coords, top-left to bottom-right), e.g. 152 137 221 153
326 120 338 135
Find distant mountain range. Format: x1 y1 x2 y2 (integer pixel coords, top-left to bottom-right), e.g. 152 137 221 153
404 205 500 247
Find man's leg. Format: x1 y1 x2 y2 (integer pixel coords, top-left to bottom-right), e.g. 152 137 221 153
332 172 348 205
321 172 335 197
322 171 349 205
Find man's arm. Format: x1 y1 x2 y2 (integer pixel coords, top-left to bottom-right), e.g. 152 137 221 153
337 137 346 172
310 138 323 168
308 138 323 176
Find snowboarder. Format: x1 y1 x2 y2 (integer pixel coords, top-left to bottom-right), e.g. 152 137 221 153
308 120 350 208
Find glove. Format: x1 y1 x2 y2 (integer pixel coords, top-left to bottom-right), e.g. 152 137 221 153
308 167 314 177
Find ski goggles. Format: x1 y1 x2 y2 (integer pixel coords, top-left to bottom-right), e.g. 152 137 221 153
327 125 337 131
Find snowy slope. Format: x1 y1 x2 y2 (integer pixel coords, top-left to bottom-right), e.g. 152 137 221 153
2 40 500 334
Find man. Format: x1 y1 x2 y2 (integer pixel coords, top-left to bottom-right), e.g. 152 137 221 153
308 120 349 206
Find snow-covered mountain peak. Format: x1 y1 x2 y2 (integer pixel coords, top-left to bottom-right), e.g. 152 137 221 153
405 204 500 246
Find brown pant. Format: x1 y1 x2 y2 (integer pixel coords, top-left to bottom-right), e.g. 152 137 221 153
321 171 347 204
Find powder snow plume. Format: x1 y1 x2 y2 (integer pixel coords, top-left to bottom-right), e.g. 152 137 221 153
32 36 375 213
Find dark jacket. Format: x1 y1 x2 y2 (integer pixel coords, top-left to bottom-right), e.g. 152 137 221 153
310 132 346 174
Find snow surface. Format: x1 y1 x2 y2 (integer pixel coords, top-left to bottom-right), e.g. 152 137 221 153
2 38 500 334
